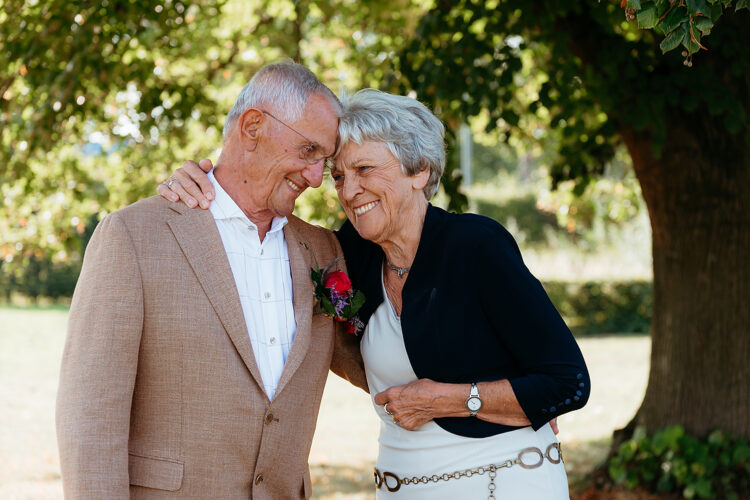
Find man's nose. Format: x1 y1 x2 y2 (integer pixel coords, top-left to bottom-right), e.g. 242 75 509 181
301 160 325 188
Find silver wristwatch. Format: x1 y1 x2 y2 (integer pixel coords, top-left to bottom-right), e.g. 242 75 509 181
465 383 483 417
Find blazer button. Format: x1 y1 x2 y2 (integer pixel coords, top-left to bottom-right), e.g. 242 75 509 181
265 413 274 424
255 474 263 485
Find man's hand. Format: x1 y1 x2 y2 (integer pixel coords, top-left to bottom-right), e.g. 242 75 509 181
157 158 215 208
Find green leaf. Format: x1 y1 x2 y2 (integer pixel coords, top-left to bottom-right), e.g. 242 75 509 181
686 0 711 16
321 297 336 317
659 5 689 34
637 3 659 28
627 0 642 9
737 0 749 10
694 16 714 33
660 25 686 53
682 24 701 54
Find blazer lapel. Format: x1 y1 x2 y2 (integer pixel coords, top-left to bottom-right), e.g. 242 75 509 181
166 205 265 393
275 220 314 395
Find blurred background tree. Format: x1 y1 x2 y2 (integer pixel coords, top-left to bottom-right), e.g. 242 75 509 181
395 0 749 448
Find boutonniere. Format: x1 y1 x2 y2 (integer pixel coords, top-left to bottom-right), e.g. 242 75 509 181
301 242 366 335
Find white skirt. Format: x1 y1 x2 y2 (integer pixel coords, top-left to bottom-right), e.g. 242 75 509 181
361 273 570 500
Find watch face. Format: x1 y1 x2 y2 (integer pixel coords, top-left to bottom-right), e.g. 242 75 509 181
467 397 482 412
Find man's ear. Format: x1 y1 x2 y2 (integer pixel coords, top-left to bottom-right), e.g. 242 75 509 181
238 108 263 152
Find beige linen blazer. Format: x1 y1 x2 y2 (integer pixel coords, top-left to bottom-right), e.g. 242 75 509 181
56 196 367 499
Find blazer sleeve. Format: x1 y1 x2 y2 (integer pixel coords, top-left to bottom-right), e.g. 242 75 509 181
56 212 144 499
476 226 590 430
326 229 369 393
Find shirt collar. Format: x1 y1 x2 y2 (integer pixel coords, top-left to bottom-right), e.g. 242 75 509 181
208 170 288 233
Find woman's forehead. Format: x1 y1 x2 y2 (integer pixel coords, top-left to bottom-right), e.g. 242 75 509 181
336 141 394 167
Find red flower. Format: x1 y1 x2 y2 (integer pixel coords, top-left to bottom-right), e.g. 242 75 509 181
324 270 352 294
345 321 357 334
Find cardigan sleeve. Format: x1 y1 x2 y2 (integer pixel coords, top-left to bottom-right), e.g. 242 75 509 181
475 225 590 430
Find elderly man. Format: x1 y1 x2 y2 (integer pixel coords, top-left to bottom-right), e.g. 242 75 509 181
56 61 367 499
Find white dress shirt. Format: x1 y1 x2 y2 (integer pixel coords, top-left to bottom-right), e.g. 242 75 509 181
207 170 297 401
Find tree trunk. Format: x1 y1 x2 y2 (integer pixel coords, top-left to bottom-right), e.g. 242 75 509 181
620 120 750 438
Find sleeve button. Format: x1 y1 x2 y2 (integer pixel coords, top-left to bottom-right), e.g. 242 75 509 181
576 390 583 396
565 398 571 405
550 406 556 412
541 408 548 414
579 382 585 388
574 395 580 402
577 373 583 380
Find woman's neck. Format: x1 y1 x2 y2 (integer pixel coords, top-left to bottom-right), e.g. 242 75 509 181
379 199 428 268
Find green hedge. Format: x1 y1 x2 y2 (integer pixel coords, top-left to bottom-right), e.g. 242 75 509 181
1 258 653 335
543 280 652 334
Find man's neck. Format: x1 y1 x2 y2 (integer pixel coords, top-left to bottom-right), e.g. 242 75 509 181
213 164 275 241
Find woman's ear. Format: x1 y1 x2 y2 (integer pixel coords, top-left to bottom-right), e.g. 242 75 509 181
238 108 263 151
411 165 430 191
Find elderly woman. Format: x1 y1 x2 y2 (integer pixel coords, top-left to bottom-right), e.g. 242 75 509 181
160 89 589 499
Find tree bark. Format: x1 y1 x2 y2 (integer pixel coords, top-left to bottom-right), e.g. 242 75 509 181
620 120 750 438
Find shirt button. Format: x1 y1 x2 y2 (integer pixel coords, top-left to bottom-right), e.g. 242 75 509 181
265 413 275 424
264 292 271 299
255 474 263 485
248 226 255 231
269 337 277 345
259 248 264 255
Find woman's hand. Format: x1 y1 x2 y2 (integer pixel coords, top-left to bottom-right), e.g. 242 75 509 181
374 378 465 431
157 158 216 209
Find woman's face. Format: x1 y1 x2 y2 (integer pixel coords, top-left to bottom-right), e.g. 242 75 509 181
331 141 428 245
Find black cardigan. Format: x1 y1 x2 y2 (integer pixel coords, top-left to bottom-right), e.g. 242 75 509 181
335 204 590 438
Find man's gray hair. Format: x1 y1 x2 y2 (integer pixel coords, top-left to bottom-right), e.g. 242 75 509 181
223 61 341 139
337 89 445 200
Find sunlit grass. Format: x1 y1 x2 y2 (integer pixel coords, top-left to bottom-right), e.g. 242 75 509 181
1 307 649 499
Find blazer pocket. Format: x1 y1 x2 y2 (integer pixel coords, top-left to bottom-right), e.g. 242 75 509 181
128 453 184 491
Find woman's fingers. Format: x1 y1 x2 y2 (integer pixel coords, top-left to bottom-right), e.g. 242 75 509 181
157 182 179 202
169 180 198 208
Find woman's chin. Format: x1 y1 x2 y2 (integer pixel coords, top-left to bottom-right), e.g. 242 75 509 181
351 219 382 243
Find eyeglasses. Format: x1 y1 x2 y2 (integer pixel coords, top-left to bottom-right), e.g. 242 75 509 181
262 110 335 165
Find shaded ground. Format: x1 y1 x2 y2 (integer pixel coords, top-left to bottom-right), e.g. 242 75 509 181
0 307 650 499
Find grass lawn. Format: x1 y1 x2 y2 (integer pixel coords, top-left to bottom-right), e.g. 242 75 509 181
0 306 650 499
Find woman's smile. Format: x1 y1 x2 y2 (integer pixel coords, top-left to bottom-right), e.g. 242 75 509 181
353 200 380 216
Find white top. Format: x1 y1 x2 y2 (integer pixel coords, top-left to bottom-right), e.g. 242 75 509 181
208 171 297 401
360 271 569 499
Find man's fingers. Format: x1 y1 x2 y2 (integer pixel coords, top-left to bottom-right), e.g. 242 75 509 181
550 418 559 435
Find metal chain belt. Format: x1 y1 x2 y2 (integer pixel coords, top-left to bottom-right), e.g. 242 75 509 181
373 442 563 500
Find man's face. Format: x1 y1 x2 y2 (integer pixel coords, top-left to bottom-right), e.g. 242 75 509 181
254 93 338 218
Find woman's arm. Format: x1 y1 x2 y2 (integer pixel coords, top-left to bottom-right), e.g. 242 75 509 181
373 378 531 431
157 159 216 208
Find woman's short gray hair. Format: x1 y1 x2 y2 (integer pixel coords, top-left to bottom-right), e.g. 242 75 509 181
223 61 341 139
337 89 445 200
